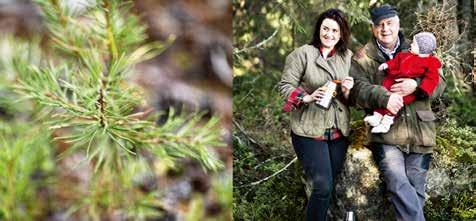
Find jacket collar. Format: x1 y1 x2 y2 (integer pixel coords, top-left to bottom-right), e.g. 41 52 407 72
315 47 336 79
366 32 410 63
376 37 400 59
319 47 336 59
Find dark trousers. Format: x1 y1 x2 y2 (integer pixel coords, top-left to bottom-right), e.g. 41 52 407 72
291 132 349 221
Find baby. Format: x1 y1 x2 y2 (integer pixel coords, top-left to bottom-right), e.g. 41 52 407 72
364 32 442 133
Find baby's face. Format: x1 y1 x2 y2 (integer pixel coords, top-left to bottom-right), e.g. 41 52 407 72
410 38 419 55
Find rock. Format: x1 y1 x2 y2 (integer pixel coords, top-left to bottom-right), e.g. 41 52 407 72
299 144 395 220
329 146 394 221
299 143 475 220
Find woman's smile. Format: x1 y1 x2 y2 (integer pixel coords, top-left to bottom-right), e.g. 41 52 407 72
319 18 341 49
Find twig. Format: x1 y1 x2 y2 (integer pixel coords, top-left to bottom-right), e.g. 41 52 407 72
96 0 117 128
233 28 279 55
103 0 118 61
96 84 107 127
232 118 260 147
236 157 297 188
236 74 265 106
236 88 254 106
253 154 292 170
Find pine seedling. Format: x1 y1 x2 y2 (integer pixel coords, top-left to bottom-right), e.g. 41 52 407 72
0 122 54 221
0 35 42 119
14 0 224 172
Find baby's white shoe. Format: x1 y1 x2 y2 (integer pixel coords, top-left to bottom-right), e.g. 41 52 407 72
371 115 395 133
364 112 383 127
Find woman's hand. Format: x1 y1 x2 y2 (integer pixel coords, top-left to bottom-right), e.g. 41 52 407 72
302 94 314 103
303 87 327 103
341 76 354 99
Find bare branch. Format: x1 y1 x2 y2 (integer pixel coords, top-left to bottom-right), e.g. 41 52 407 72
232 118 261 147
253 154 292 170
233 28 279 55
236 157 297 188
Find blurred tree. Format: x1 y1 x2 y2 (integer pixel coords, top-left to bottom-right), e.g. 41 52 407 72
17 0 224 173
0 0 228 220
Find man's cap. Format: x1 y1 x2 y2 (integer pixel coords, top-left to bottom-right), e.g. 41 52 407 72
370 4 398 25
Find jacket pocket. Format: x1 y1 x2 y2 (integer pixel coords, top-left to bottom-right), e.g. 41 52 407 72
336 102 350 136
296 106 313 134
416 110 436 146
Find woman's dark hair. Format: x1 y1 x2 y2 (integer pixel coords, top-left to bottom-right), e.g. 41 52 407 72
309 8 350 54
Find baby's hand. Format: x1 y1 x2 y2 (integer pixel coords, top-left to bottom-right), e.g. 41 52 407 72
378 63 388 71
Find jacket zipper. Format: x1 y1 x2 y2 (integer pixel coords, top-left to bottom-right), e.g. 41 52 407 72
332 101 338 130
403 106 411 154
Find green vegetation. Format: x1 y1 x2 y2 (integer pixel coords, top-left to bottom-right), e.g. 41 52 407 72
0 122 54 220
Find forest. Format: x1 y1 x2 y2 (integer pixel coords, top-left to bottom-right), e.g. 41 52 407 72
233 0 475 220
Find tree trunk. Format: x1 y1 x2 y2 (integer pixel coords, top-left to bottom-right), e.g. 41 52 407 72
457 0 474 91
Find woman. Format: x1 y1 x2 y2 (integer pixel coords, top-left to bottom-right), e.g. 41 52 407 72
278 9 354 221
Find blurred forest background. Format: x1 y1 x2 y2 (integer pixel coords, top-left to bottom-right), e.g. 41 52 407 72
233 0 475 220
0 0 232 220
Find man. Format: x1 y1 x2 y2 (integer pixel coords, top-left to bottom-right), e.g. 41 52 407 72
349 4 446 221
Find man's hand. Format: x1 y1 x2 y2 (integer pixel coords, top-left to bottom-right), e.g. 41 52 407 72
386 93 403 114
390 78 417 96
